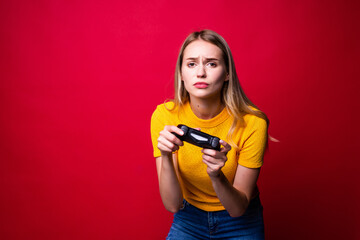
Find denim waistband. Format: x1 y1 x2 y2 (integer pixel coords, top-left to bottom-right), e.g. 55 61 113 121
181 194 262 214
168 195 264 239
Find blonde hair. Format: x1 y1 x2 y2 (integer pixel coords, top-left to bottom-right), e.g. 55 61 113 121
172 29 269 149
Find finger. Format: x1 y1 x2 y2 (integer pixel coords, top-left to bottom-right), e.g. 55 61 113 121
202 149 227 163
220 140 231 153
201 148 218 157
202 152 227 165
202 158 224 172
163 130 183 146
158 142 176 153
158 135 180 151
164 125 185 137
161 126 184 146
194 127 201 131
202 158 218 168
202 153 217 163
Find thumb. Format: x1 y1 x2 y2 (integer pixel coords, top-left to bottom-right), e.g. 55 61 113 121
219 140 231 153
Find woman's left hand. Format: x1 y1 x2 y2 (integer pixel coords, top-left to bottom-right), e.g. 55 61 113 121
202 140 232 179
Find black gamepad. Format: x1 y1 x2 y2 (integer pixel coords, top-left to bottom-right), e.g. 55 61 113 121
173 124 221 151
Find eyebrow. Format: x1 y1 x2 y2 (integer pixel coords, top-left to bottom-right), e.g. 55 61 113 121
184 57 220 61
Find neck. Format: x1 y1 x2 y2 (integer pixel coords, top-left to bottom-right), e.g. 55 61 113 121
189 96 224 120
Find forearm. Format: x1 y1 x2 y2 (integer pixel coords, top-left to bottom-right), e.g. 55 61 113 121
158 154 183 213
210 171 249 217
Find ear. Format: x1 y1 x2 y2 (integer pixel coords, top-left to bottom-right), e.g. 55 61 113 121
225 74 229 81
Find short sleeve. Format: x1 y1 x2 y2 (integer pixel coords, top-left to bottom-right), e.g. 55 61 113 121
238 117 268 168
150 106 164 158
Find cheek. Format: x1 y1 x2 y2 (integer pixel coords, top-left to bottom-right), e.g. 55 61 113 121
180 73 190 90
182 79 192 92
181 71 192 83
213 71 227 84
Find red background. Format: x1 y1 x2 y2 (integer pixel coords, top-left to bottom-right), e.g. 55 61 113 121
1 0 359 239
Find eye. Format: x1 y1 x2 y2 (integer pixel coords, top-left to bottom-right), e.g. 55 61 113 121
207 62 217 67
187 62 196 68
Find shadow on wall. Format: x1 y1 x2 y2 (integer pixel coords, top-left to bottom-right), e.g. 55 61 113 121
261 144 357 240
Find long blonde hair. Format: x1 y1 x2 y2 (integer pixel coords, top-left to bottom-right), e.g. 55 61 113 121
172 29 269 148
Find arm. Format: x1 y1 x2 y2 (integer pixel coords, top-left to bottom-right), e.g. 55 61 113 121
155 125 184 213
210 164 260 217
202 140 260 217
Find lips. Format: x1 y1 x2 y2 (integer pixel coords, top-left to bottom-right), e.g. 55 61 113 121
194 82 209 88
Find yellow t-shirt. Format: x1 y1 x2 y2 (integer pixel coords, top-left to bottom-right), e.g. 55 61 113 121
150 101 268 211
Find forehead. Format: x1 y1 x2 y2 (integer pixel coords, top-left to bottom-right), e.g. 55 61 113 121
183 40 223 59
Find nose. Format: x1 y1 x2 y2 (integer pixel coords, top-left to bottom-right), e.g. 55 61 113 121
197 65 206 78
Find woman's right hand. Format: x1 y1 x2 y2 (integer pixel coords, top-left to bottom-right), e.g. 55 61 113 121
157 125 184 156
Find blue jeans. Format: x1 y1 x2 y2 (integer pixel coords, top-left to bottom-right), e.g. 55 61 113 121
166 196 264 240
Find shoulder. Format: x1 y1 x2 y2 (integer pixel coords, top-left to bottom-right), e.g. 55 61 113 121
243 112 268 134
152 101 176 114
151 101 178 121
246 113 267 127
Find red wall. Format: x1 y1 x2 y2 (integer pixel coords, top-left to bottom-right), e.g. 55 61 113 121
1 0 359 239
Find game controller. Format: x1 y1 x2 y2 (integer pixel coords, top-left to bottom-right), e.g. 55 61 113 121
173 124 221 151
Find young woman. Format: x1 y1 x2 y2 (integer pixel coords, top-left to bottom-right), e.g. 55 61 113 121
150 29 268 240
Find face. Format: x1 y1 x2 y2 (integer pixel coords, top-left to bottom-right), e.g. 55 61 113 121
181 39 228 101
